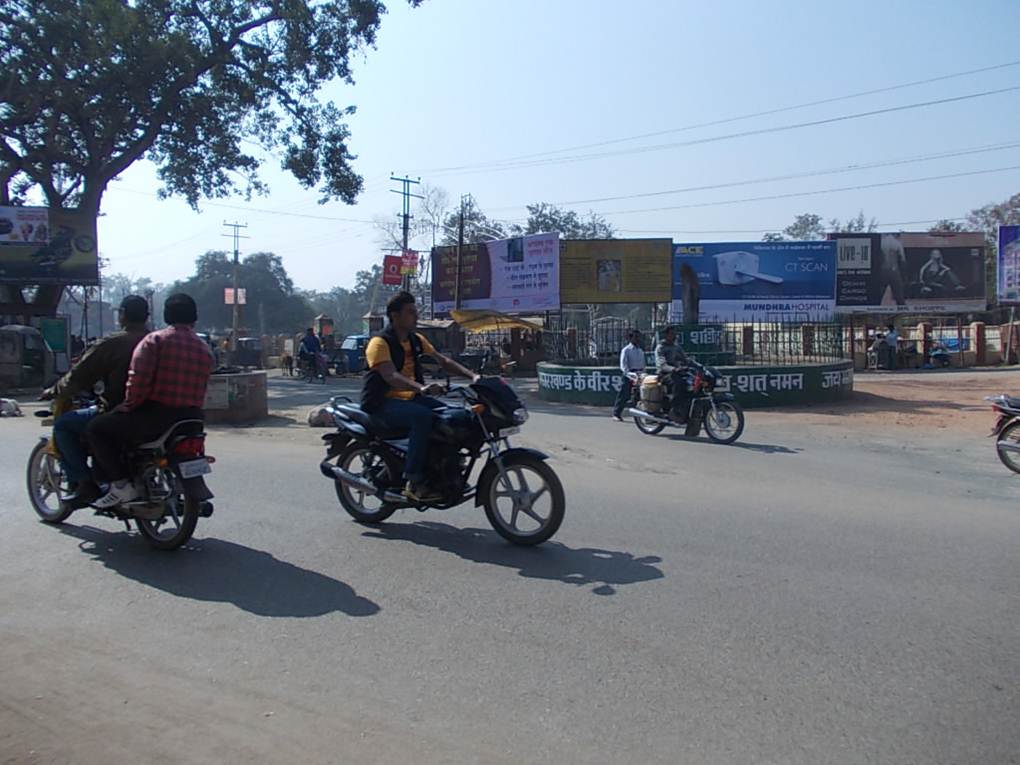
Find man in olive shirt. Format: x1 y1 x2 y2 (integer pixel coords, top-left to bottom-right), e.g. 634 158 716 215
41 295 149 507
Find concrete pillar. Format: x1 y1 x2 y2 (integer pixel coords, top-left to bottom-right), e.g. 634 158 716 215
802 324 815 357
917 322 932 362
971 322 986 366
742 325 754 358
566 328 577 359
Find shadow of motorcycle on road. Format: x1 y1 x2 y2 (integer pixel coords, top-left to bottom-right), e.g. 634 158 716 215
363 521 664 595
57 525 380 618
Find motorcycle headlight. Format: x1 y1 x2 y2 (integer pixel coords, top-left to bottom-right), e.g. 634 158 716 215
513 407 529 424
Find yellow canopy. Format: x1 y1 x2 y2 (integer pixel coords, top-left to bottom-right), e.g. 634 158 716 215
450 309 543 333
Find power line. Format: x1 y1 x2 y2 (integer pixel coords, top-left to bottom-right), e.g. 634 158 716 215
615 217 969 236
425 85 1020 176
422 60 1020 172
596 165 1020 217
484 141 1020 212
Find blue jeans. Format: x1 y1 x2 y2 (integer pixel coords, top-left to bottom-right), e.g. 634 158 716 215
377 396 444 483
54 406 98 484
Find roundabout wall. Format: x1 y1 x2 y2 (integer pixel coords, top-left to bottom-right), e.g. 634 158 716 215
536 359 853 408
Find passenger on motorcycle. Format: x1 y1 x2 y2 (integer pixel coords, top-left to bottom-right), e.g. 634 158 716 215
87 293 215 508
654 326 693 420
298 328 323 376
39 295 150 508
361 291 479 503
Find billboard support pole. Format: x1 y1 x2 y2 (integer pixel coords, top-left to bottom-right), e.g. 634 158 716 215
223 221 249 365
454 195 467 310
1006 307 1016 366
390 175 423 292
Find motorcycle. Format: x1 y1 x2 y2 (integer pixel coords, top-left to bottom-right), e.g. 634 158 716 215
26 397 215 550
318 378 565 546
986 394 1020 473
626 361 745 444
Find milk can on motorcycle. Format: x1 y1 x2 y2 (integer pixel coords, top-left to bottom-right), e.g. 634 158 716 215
319 378 565 545
627 362 745 444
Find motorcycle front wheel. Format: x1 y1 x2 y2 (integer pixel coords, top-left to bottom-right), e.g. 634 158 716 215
135 470 200 550
26 439 74 524
996 421 1020 474
482 453 565 546
705 400 745 445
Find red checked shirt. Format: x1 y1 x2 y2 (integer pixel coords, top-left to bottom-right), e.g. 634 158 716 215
123 326 215 411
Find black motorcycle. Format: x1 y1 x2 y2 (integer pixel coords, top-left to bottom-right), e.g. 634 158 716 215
626 361 745 444
27 400 215 550
319 378 565 546
987 394 1020 473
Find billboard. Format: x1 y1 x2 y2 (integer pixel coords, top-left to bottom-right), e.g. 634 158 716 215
431 232 559 314
382 255 403 285
672 241 836 321
559 239 671 304
0 206 98 284
998 226 1020 304
831 232 986 314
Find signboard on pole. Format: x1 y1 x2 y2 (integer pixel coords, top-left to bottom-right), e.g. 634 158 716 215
401 250 418 275
383 255 403 286
431 232 560 314
0 206 98 284
558 239 672 304
830 232 986 314
224 287 247 305
672 241 836 321
998 226 1020 303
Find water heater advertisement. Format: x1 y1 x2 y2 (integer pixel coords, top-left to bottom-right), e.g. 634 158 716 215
998 225 1020 304
673 241 836 321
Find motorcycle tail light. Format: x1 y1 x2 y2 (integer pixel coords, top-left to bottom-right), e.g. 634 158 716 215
174 437 205 457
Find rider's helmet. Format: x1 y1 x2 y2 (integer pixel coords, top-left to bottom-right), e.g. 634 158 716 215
164 293 198 325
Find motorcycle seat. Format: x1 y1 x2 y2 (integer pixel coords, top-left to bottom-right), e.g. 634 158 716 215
135 419 205 451
1005 396 1020 411
335 404 409 439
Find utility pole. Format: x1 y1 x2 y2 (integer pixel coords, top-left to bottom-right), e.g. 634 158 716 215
390 174 423 291
454 194 469 310
222 221 249 365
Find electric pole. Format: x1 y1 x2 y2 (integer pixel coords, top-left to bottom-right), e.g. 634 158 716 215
390 174 423 290
454 194 469 310
222 221 249 365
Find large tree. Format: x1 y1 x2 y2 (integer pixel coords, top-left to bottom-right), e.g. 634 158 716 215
0 0 418 313
517 203 614 239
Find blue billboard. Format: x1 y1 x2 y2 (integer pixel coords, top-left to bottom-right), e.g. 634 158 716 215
672 241 837 322
999 225 1020 304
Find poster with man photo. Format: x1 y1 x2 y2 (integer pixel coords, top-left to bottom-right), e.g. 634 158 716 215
831 232 986 313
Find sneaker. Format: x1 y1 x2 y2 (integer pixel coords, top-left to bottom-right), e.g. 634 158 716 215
92 479 140 509
403 481 442 503
612 412 623 422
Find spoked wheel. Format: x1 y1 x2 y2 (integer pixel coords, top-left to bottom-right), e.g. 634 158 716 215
705 400 745 445
633 412 666 435
134 469 199 550
334 444 399 523
26 440 74 524
483 453 565 546
996 421 1020 474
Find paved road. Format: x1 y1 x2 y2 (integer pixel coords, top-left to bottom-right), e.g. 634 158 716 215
1 381 1017 764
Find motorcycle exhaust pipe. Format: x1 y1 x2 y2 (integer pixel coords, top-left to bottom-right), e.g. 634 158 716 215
320 460 406 504
625 408 674 426
997 440 1020 454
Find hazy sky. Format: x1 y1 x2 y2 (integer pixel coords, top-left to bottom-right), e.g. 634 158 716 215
96 0 1020 291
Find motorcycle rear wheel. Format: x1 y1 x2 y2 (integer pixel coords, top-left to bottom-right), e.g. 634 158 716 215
633 413 666 435
135 471 199 550
482 453 565 546
26 440 74 524
997 421 1020 474
334 444 399 523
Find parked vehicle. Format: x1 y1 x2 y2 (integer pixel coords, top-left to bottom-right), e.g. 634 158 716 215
338 334 370 374
319 378 565 546
626 361 745 444
987 394 1020 473
26 399 215 550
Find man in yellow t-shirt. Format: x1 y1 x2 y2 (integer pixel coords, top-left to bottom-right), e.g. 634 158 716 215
361 291 479 502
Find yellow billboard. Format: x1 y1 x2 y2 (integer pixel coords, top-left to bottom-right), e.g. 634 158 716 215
559 238 672 304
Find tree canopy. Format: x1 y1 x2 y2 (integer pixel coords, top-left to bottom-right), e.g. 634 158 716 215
0 0 420 214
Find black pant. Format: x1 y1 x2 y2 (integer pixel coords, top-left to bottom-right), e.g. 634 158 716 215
88 402 203 481
614 376 636 417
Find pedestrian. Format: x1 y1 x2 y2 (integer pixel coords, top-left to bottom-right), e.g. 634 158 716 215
885 323 899 370
612 330 645 421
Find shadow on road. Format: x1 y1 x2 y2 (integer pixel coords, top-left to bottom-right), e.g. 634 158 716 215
363 521 664 595
57 525 380 618
664 434 800 454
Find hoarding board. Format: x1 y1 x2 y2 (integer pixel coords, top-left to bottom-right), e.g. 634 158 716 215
559 239 671 304
671 241 836 321
0 206 98 284
383 255 403 285
431 232 559 314
998 225 1020 304
831 232 986 313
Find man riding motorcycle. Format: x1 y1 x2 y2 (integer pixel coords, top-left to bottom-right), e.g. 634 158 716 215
40 295 150 508
361 291 479 503
654 325 693 420
87 293 215 508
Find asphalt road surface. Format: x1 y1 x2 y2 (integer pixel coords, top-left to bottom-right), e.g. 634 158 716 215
1 379 1017 764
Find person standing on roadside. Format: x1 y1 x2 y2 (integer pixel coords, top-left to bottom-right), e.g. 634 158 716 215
612 330 645 421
